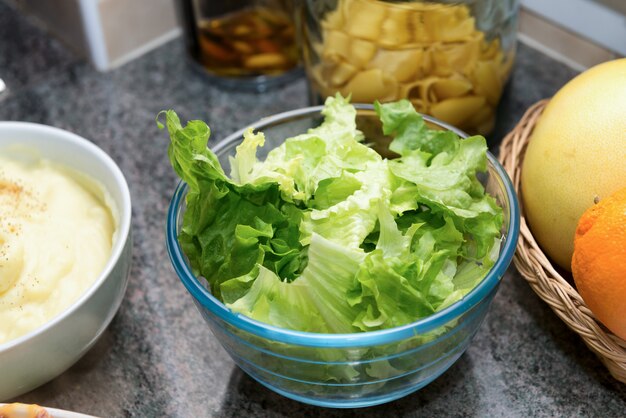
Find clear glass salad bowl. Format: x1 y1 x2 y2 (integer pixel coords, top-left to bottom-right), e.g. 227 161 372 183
166 104 520 408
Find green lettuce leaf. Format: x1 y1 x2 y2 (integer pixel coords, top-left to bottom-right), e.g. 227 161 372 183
224 233 366 333
160 95 503 337
158 110 308 301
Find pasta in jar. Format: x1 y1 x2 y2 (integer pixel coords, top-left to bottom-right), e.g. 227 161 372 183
301 0 519 135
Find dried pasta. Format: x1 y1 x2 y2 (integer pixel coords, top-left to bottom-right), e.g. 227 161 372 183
309 0 515 134
340 68 399 103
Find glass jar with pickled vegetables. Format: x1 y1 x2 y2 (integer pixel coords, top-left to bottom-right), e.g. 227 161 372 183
297 0 520 134
180 0 301 91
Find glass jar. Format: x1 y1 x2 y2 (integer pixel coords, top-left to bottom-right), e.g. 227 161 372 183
297 0 520 134
180 0 302 91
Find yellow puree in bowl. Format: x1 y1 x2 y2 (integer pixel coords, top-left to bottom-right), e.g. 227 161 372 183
0 156 115 344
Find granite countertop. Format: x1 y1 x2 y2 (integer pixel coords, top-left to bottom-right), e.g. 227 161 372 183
1 2 625 417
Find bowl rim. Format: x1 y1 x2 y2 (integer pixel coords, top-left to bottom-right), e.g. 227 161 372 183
0 403 98 418
166 104 520 348
0 121 132 352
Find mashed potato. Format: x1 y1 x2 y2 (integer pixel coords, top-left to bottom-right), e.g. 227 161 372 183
0 156 115 344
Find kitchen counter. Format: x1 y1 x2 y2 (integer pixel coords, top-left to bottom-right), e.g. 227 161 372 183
1 2 625 416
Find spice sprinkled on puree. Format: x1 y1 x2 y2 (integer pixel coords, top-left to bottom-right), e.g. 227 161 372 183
0 156 115 344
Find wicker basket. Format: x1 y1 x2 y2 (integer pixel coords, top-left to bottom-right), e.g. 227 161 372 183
498 100 626 383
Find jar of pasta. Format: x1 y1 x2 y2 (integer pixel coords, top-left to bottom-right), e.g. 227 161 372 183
297 0 520 134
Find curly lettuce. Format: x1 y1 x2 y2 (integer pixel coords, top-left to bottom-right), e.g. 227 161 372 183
160 95 503 334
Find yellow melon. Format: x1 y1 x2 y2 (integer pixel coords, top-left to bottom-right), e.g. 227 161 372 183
521 58 626 270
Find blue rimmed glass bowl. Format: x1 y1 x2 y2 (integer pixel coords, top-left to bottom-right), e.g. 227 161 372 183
166 105 520 408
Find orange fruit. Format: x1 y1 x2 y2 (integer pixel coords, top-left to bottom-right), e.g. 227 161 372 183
571 186 626 340
521 58 626 270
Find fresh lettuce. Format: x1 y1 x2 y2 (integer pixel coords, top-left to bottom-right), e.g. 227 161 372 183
160 95 503 334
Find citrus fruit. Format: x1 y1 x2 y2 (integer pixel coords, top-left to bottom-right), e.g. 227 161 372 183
571 187 626 339
521 58 626 270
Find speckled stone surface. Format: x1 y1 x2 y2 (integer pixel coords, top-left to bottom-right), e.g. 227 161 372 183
1 1 625 416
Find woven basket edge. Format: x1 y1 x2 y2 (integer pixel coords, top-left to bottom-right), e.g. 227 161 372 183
497 100 626 383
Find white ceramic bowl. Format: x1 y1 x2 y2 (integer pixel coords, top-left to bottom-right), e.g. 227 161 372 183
0 122 132 400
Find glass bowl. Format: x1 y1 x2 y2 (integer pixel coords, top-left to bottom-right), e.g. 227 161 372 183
166 104 520 408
